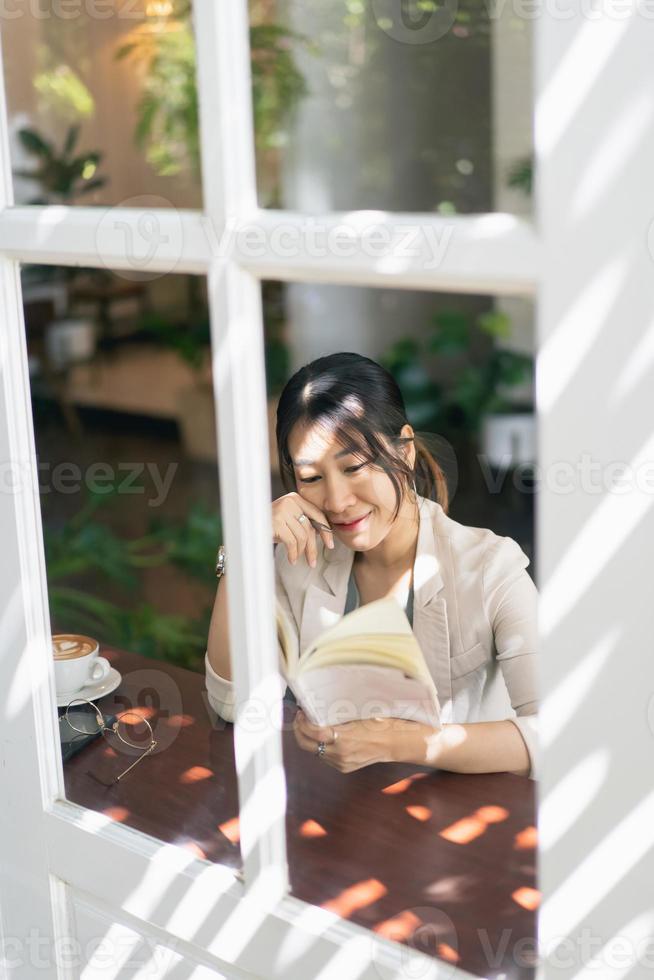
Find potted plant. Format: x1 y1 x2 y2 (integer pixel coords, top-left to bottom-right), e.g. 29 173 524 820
15 124 109 371
380 307 534 483
115 1 310 207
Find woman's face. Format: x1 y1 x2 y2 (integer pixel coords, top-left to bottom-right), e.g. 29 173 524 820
288 420 416 551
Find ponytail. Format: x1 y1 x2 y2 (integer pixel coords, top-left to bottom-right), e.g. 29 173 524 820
413 434 450 515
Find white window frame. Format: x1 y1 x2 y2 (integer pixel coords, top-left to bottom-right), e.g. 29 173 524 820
1 3 651 978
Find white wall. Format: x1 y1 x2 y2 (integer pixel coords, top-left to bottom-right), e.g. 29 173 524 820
536 20 654 979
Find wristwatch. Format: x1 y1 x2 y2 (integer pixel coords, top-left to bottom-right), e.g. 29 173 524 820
215 544 226 581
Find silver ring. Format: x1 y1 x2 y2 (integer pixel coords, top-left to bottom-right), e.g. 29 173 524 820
316 740 326 758
297 514 307 523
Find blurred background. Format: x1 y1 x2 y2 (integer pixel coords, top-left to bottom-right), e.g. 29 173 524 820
3 0 536 672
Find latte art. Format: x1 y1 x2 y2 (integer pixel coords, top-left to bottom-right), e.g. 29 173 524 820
52 634 98 661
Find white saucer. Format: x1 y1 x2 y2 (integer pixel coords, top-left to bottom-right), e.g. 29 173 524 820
56 667 122 708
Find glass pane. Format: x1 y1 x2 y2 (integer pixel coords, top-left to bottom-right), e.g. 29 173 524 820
249 0 533 216
264 279 537 976
25 264 243 867
269 281 535 539
4 1 202 208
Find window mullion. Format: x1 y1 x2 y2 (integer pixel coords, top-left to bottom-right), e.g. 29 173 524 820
0 206 212 273
233 208 539 296
193 0 289 902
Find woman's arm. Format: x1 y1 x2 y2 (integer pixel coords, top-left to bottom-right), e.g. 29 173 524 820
394 719 531 776
207 576 231 681
205 578 236 722
391 537 537 777
294 713 531 776
484 536 539 778
205 547 299 723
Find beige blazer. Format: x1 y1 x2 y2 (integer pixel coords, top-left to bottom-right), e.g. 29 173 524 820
205 495 539 779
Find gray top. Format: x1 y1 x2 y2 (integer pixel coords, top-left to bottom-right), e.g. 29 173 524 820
344 567 414 627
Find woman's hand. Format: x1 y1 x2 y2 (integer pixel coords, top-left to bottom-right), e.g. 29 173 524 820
293 709 434 772
272 492 335 567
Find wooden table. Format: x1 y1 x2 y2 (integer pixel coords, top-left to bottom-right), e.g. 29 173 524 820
63 648 539 979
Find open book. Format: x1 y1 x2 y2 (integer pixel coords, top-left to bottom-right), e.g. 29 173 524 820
276 596 441 729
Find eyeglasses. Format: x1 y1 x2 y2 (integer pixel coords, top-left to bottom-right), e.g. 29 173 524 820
64 697 158 785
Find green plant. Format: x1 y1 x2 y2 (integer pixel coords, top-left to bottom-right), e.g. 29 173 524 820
137 283 291 396
266 336 291 396
138 309 211 372
250 24 310 153
14 124 107 204
146 501 223 577
380 337 443 430
116 1 309 190
262 280 291 396
116 13 199 178
380 309 533 439
507 156 533 196
16 126 110 297
45 489 221 671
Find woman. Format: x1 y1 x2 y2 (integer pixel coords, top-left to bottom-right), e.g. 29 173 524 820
206 352 539 779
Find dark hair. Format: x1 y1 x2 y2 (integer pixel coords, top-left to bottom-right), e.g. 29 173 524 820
276 352 449 522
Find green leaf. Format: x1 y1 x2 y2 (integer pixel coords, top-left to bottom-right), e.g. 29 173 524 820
379 337 422 373
63 124 80 157
477 311 511 339
428 311 470 354
135 96 159 145
49 586 125 637
115 41 138 61
45 506 160 590
147 501 221 580
507 156 533 196
14 125 108 203
18 128 54 160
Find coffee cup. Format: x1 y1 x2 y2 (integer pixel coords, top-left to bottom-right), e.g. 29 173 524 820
52 634 111 700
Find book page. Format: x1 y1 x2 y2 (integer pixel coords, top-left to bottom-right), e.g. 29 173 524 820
276 598 300 676
292 664 441 729
301 596 434 685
